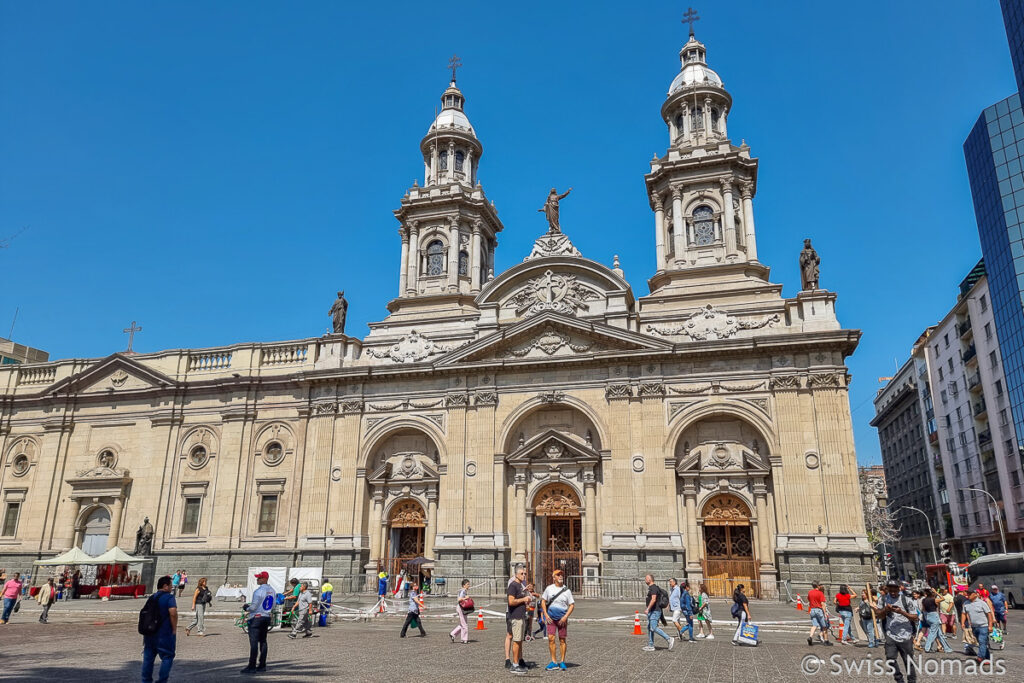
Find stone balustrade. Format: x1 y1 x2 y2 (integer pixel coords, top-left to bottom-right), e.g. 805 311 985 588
259 343 310 367
188 351 232 372
16 365 57 386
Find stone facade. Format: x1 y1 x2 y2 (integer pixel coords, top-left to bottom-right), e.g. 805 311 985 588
0 31 872 592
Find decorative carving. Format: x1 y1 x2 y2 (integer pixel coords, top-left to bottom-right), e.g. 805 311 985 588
646 304 779 340
538 187 572 234
365 416 387 430
799 238 820 291
631 455 645 473
110 370 129 388
542 439 567 459
389 500 426 528
720 380 767 392
341 400 363 413
187 444 209 469
537 390 566 404
314 402 339 415
506 270 599 317
473 391 497 406
533 484 581 517
524 232 583 260
605 383 632 399
701 493 751 525
771 375 801 390
668 401 696 420
465 460 477 477
366 330 458 364
745 398 770 414
637 382 665 397
97 449 117 468
808 372 843 388
668 383 712 395
707 443 738 469
497 324 593 358
805 452 821 469
11 454 30 476
445 393 469 407
424 413 445 430
330 467 342 481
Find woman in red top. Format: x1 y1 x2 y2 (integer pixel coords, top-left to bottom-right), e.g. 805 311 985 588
834 585 856 644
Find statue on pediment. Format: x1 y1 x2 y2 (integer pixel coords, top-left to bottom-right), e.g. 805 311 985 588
329 291 348 334
539 187 572 234
799 239 820 291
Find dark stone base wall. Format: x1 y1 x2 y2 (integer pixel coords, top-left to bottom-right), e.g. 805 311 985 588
153 550 367 590
777 551 876 593
601 550 684 580
434 549 508 582
0 554 42 581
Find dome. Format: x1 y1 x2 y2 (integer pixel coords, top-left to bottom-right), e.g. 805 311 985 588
668 63 723 95
428 108 474 135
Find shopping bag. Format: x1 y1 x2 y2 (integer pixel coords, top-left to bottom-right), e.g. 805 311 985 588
736 622 759 646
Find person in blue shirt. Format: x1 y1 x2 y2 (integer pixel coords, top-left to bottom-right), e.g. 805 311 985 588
378 572 389 607
242 571 277 674
141 575 177 683
989 586 1007 634
680 581 696 642
400 583 427 637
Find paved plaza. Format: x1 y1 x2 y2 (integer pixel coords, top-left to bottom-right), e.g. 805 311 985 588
0 598 1020 681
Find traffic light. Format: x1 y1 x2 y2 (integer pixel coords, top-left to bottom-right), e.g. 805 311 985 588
939 542 952 564
884 553 895 574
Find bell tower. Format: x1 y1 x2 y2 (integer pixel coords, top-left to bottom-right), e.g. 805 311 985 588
392 58 503 302
645 22 762 284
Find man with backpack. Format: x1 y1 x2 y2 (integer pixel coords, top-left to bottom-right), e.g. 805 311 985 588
642 574 675 652
139 575 177 683
873 579 919 683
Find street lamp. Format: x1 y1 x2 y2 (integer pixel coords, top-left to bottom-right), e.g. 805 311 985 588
962 487 1008 555
894 505 938 564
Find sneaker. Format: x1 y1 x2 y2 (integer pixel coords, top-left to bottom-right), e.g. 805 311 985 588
519 660 526 669
689 639 696 643
287 634 297 639
668 637 676 651
732 640 738 646
505 659 512 669
695 633 706 639
559 662 567 671
510 665 527 675
450 635 455 643
546 662 559 671
808 637 813 646
240 667 257 675
642 646 656 651
706 634 714 640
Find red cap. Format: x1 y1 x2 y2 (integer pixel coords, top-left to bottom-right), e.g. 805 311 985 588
254 571 269 579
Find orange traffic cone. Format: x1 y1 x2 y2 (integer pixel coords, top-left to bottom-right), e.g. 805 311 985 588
475 610 487 630
418 594 425 611
837 621 844 641
632 611 643 635
796 594 804 611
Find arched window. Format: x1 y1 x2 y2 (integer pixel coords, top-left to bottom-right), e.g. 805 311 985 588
426 240 445 276
439 151 448 171
455 150 465 171
458 250 469 276
693 205 716 246
711 108 720 131
674 114 684 136
690 107 704 131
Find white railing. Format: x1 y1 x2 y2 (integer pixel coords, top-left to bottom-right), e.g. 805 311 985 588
188 351 232 372
259 344 308 367
17 366 57 386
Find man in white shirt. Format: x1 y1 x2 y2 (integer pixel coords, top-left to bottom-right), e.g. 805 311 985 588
541 569 575 671
242 571 276 674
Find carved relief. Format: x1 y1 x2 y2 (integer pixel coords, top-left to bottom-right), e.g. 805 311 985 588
473 391 497 406
366 330 460 364
771 375 801 390
505 270 600 317
720 380 767 392
497 324 594 358
523 232 583 261
341 400 363 413
445 393 469 407
110 369 129 388
808 372 843 388
646 304 779 340
533 484 581 517
701 493 751 525
389 500 426 528
605 383 632 399
537 390 566 404
314 402 338 415
668 383 712 395
637 382 665 397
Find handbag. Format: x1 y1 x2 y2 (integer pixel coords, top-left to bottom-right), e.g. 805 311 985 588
13 600 20 613
736 622 759 646
459 597 475 613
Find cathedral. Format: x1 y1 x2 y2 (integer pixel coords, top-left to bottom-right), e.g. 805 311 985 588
0 29 873 594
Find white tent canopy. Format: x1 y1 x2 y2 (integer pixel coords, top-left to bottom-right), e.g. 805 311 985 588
92 546 152 563
34 547 96 566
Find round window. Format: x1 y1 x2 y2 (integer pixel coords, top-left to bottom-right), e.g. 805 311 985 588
264 441 285 466
11 454 30 476
189 445 209 469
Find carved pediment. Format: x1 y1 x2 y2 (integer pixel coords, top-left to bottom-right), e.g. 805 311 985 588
646 304 779 341
434 311 672 366
676 440 770 475
506 428 600 466
504 269 600 317
46 354 176 396
369 451 439 485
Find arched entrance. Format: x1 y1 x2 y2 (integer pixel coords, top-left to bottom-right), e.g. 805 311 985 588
701 494 757 597
385 499 426 575
530 484 582 589
81 507 111 556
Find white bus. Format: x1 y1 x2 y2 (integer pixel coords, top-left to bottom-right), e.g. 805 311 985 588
967 553 1024 609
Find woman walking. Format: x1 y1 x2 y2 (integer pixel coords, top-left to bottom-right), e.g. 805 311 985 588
400 583 427 638
731 584 751 645
858 588 878 648
178 570 189 598
186 577 211 636
834 584 856 643
450 579 471 644
695 583 714 639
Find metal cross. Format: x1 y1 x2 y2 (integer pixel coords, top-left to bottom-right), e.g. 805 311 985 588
682 7 700 36
123 320 142 352
448 54 463 82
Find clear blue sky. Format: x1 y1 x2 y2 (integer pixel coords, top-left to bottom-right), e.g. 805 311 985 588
0 1 1016 465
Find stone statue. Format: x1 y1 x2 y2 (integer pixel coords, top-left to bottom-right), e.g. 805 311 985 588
538 187 572 234
134 516 154 555
329 291 348 334
799 238 820 291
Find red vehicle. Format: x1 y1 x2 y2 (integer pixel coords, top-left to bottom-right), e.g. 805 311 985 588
926 563 969 593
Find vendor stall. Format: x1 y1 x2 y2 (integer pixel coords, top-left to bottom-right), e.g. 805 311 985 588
32 546 152 599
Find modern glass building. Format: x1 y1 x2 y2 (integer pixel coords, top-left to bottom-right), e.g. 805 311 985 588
965 0 1024 451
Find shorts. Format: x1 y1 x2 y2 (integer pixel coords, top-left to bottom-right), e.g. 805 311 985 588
809 607 828 630
994 611 1006 624
671 609 682 625
546 618 567 639
506 614 513 635
510 617 526 642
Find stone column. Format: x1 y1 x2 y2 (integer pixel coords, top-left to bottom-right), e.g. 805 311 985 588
466 150 474 184
720 107 729 138
447 142 455 182
741 182 758 261
398 229 409 295
671 186 685 262
513 475 526 562
430 145 438 184
703 97 712 134
406 223 419 296
70 498 83 548
754 483 772 569
683 484 701 574
583 480 599 561
681 103 689 138
368 495 384 562
470 223 482 291
653 195 666 268
447 219 460 291
107 496 124 549
426 495 438 558
720 178 737 257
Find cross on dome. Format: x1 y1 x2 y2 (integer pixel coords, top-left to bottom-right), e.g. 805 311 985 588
448 54 463 83
682 7 700 37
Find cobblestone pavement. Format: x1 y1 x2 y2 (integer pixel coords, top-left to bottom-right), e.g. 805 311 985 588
1 605 1020 682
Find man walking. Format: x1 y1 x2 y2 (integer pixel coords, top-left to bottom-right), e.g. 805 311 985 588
668 578 695 643
873 579 919 683
36 577 56 624
288 581 313 639
642 574 675 652
541 569 575 671
961 589 994 663
506 564 532 675
400 583 427 638
140 575 177 683
1 572 23 624
989 585 1007 635
806 580 831 646
241 571 276 674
